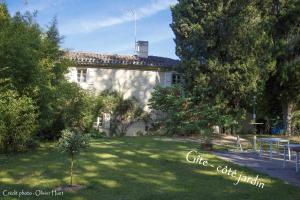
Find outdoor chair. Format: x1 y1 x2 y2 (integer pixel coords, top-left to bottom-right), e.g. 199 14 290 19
283 144 300 172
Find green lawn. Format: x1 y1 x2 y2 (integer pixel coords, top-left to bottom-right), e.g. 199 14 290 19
0 137 299 200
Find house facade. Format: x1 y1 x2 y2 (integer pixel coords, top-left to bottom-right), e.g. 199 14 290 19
65 41 180 135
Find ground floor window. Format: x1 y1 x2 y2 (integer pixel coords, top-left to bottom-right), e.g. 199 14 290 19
172 73 181 85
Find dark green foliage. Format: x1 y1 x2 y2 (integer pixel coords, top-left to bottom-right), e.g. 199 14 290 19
37 80 97 140
0 90 38 153
0 3 97 141
171 0 300 134
149 85 190 135
149 85 232 135
56 82 95 131
170 0 273 133
89 129 106 139
25 138 40 150
262 0 300 134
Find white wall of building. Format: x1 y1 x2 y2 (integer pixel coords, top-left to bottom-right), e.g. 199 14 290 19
67 67 173 111
66 66 175 136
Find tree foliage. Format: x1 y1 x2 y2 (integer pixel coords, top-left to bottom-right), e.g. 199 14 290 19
262 0 300 134
0 90 38 153
171 0 274 131
0 3 96 142
149 85 233 135
171 0 300 134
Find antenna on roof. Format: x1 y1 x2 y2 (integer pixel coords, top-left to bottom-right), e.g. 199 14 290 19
129 10 137 54
134 11 137 54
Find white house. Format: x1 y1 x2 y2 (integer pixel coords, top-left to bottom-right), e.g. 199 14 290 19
65 41 180 135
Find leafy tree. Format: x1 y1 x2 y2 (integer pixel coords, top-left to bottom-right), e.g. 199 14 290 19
59 83 96 131
0 4 92 139
35 18 71 137
0 9 43 94
58 129 90 186
0 4 11 90
0 90 38 153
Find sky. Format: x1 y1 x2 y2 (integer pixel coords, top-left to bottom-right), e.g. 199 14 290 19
5 0 178 59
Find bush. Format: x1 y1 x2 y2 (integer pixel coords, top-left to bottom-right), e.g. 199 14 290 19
136 130 144 136
89 129 106 138
96 91 145 136
0 90 38 153
38 82 97 140
25 138 40 150
113 98 144 136
149 85 231 136
149 85 194 135
56 83 95 131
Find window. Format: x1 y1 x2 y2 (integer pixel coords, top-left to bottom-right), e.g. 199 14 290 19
77 69 87 82
172 73 181 85
93 116 103 130
97 116 103 127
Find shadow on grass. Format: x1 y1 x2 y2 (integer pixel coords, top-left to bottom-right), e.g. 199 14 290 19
0 137 300 200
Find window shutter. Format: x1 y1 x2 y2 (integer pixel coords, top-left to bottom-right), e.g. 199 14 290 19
102 113 111 129
165 72 172 87
71 68 77 82
88 68 96 84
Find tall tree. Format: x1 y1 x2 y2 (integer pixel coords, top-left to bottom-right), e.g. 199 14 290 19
0 6 43 93
171 0 273 131
36 17 70 135
264 0 300 134
0 3 11 90
0 4 73 139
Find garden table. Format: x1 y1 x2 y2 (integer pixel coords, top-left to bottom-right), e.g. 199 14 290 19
258 138 290 160
283 144 300 172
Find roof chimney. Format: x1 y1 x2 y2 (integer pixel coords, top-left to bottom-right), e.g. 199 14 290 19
136 41 148 58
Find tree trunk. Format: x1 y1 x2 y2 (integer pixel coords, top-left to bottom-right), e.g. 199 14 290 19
70 154 74 186
282 101 294 135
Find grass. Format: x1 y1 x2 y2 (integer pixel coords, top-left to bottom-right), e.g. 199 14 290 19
0 136 300 200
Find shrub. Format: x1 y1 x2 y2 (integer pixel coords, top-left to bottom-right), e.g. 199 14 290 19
136 130 144 136
89 129 106 138
25 138 40 150
149 85 232 136
149 85 193 135
96 91 145 136
39 82 97 140
113 98 144 136
0 90 38 153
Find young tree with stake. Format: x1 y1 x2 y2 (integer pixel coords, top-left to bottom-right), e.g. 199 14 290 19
58 129 90 186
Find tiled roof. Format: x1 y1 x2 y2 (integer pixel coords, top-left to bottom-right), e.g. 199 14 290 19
65 51 179 68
